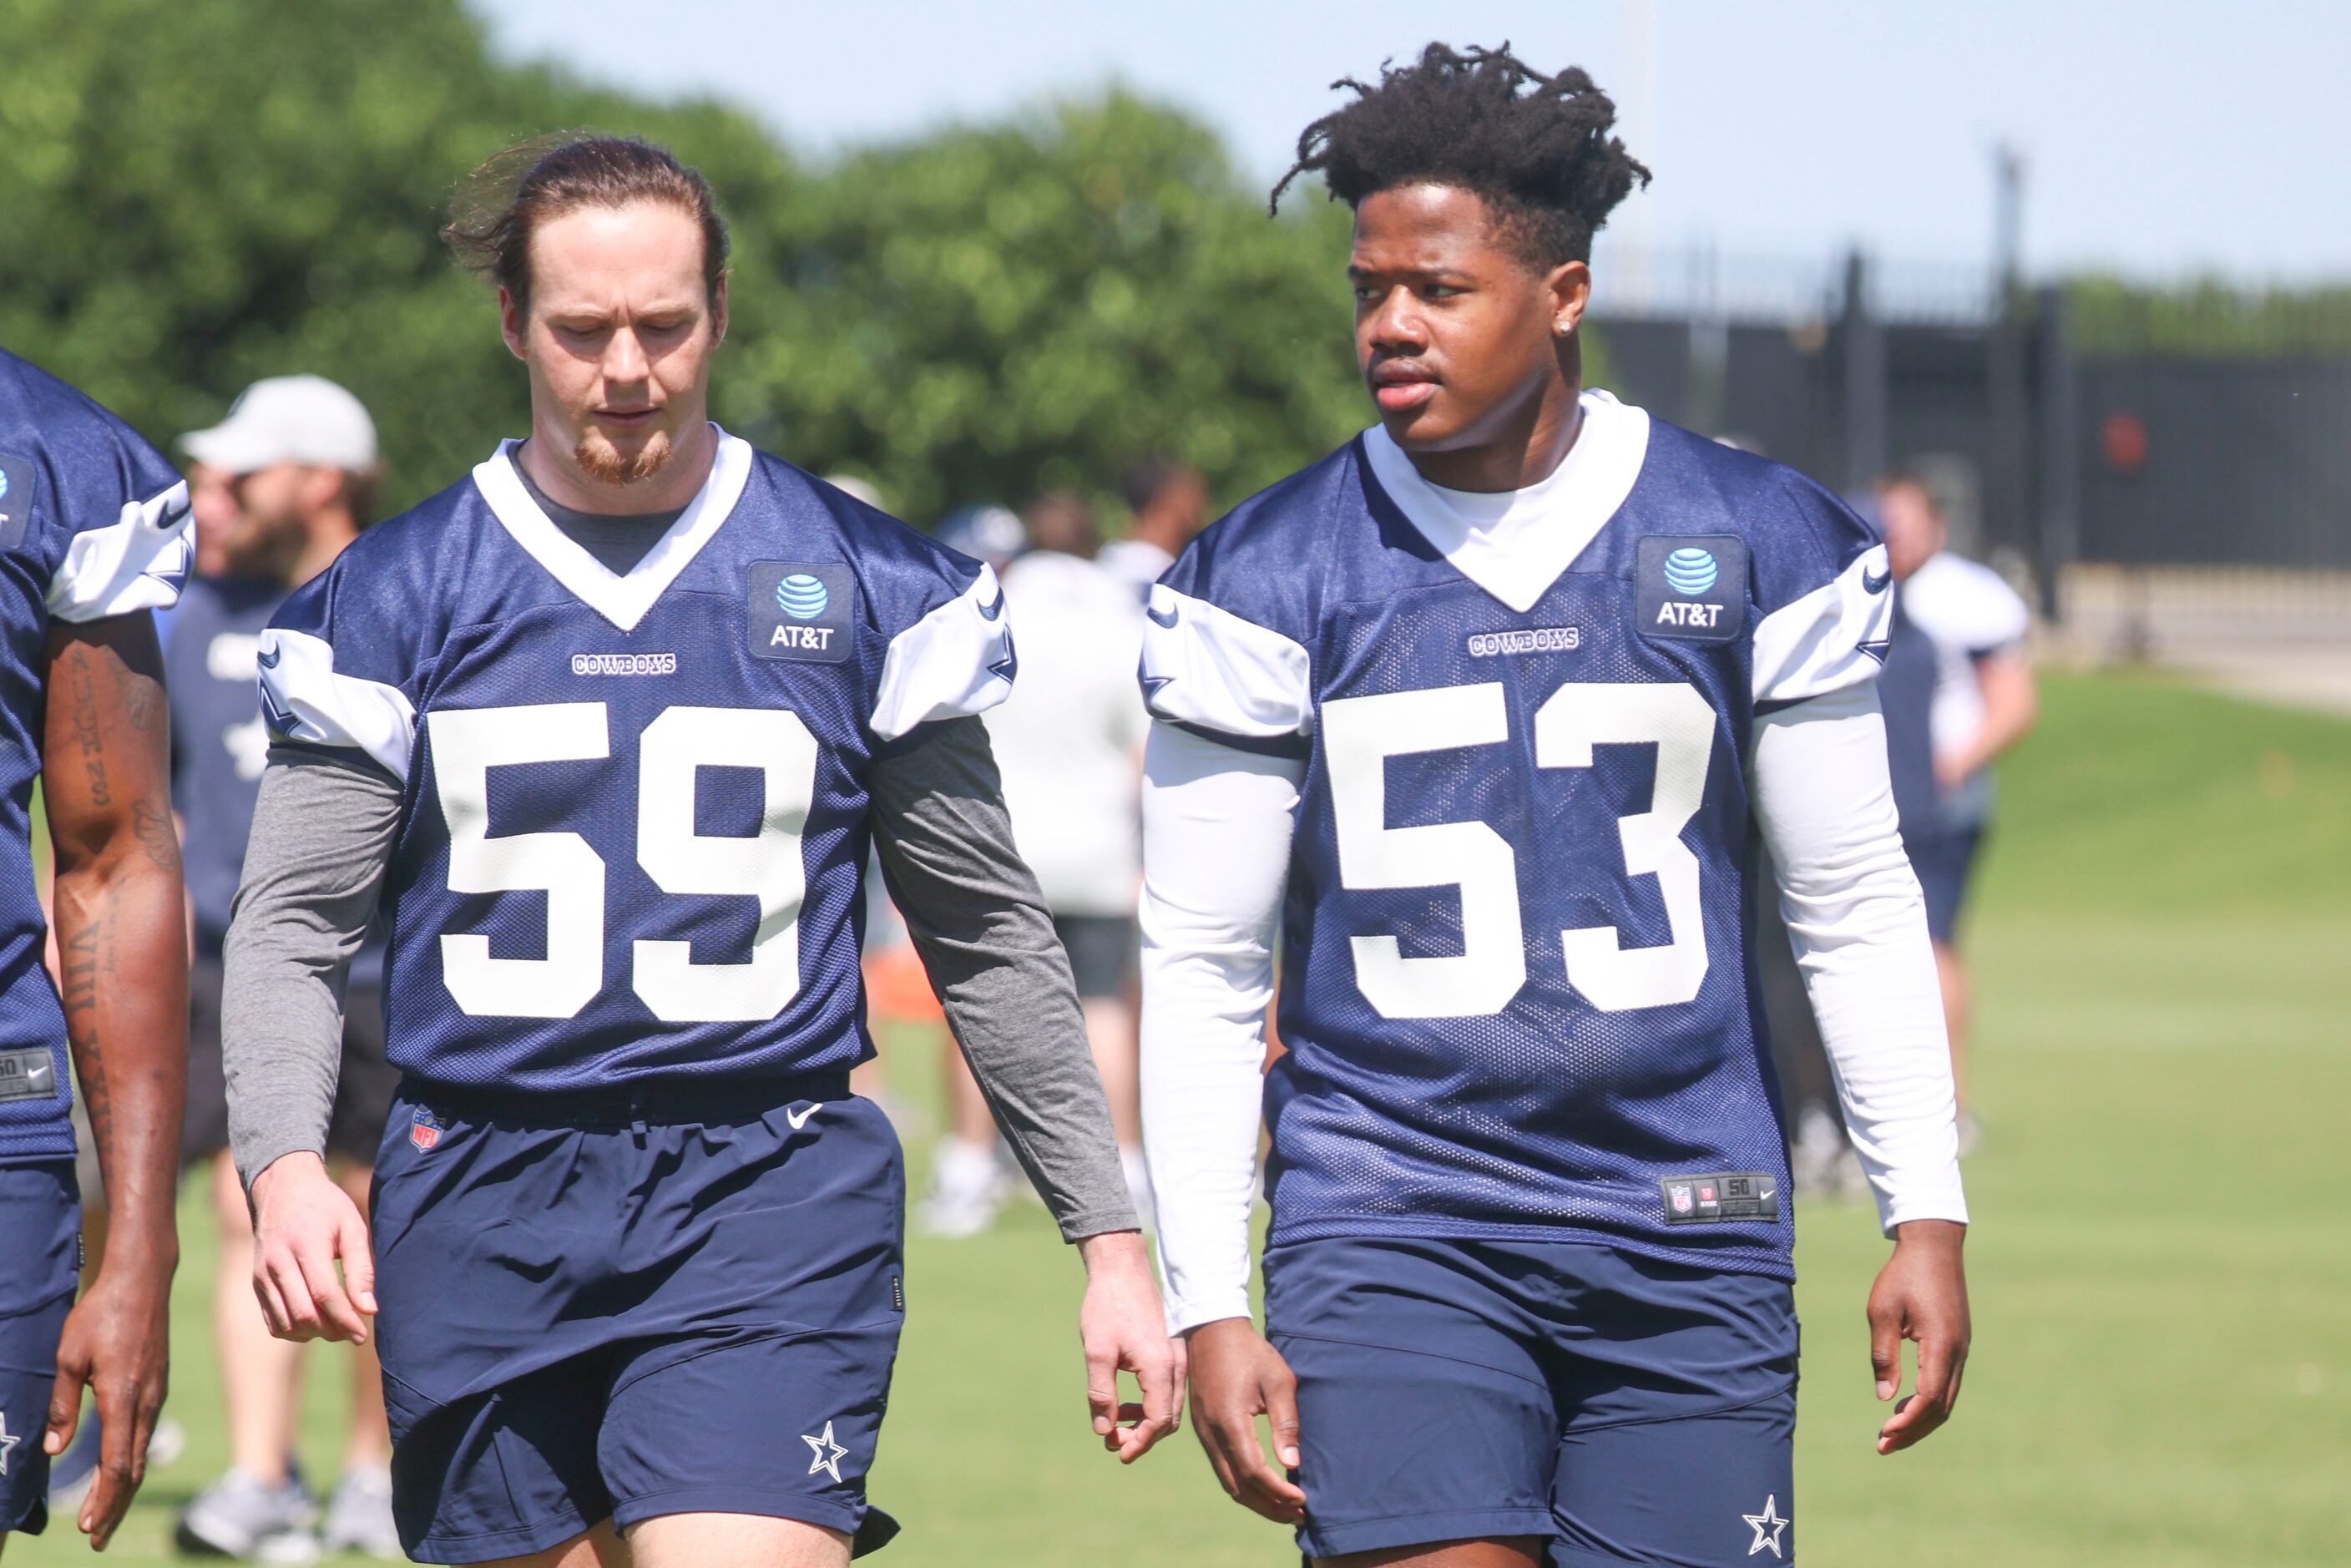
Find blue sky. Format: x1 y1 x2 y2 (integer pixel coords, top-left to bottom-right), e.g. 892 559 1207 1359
476 0 2349 286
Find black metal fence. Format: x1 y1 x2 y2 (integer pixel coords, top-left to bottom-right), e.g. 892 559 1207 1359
1586 247 2351 607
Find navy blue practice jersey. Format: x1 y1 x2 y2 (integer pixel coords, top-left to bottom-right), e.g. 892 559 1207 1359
1141 394 1891 1277
0 349 193 1163
259 430 1013 1094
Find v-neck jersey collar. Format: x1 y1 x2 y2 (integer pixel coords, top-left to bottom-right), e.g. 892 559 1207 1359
471 424 754 632
1358 390 1652 614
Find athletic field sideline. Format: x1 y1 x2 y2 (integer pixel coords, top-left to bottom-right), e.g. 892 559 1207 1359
17 670 2348 1567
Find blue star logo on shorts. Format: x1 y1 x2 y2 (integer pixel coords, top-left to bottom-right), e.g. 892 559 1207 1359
804 1420 847 1485
1742 1494 1788 1557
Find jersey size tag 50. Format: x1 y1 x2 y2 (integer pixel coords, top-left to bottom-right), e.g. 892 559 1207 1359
746 561 854 664
1636 535 1747 645
0 1047 58 1101
1660 1171 1780 1223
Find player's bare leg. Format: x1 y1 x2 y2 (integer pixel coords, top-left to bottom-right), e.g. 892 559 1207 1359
481 1518 629 1568
330 1157 392 1471
1319 1541 1544 1567
1933 939 1971 1110
210 1151 304 1483
628 1512 851 1568
1083 997 1140 1146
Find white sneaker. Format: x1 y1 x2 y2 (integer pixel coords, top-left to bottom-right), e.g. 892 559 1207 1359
174 1469 319 1560
919 1137 1009 1238
321 1465 401 1560
1789 1105 1846 1196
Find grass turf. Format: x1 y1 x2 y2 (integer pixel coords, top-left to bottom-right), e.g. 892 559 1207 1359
15 670 2349 1565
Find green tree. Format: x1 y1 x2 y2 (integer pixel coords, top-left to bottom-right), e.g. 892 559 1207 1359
0 0 1373 523
744 93 1363 518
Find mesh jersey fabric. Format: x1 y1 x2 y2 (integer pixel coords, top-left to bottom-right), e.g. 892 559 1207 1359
0 349 191 1163
255 430 1012 1095
1140 412 1889 1278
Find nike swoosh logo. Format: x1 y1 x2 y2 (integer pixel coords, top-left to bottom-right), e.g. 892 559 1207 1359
1146 599 1179 630
786 1103 823 1130
976 590 1005 622
1862 565 1893 595
255 643 281 670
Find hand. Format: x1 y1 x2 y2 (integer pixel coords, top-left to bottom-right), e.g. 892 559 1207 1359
250 1151 377 1344
1186 1316 1307 1525
1075 1230 1185 1462
1932 749 1974 793
1868 1217 1970 1454
44 1253 172 1549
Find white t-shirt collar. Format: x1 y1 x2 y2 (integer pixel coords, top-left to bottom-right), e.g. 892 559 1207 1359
1360 389 1651 614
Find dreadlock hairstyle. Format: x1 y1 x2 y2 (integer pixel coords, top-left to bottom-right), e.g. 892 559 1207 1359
1271 43 1651 270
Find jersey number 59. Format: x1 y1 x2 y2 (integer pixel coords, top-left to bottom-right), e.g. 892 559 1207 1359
1323 680 1715 1019
427 703 816 1023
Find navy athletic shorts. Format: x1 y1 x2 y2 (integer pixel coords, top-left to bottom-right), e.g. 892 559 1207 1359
0 1161 78 1537
370 1075 904 1564
1904 824 1986 944
1264 1236 1798 1565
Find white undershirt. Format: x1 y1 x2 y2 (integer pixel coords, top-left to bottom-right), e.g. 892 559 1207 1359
1140 686 1967 1333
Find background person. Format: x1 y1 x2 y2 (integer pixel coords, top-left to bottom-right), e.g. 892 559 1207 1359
1875 472 2038 1142
169 376 402 1560
1098 458 1210 604
931 493 1153 1236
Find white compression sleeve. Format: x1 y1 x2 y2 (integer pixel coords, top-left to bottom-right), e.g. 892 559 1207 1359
1137 721 1303 1332
1750 683 1969 1232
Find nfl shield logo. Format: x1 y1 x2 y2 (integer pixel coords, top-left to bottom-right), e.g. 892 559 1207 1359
410 1110 443 1152
1670 1182 1694 1215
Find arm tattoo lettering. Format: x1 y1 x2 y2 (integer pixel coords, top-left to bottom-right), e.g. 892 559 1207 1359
61 645 112 807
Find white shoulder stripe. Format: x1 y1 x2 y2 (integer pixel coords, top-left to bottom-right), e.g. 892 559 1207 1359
256 628 418 781
1752 544 1894 707
1138 584 1314 741
871 564 1015 741
48 480 193 622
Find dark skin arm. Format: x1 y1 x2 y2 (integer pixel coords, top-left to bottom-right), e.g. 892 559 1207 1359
1868 1218 1970 1453
40 613 186 1550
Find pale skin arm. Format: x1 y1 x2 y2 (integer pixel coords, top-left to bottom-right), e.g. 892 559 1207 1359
40 615 189 1551
1934 651 2037 789
1075 1230 1186 1462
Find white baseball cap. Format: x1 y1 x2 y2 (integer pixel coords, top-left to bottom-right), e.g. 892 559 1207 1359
182 375 377 475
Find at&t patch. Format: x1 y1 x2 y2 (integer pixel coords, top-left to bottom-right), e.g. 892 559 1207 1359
1636 535 1747 644
747 561 854 664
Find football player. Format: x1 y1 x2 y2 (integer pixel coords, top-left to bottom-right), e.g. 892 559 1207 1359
223 136 1174 1567
1140 46 1969 1567
0 348 192 1550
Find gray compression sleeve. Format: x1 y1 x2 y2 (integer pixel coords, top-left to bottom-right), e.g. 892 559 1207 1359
867 717 1139 1242
221 746 402 1193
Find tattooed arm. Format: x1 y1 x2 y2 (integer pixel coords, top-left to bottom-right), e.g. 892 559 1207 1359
42 612 187 1550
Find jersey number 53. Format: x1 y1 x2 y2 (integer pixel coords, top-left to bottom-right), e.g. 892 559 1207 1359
1324 680 1715 1019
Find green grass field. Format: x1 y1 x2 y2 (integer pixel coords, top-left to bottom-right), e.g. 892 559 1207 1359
16 671 2351 1565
